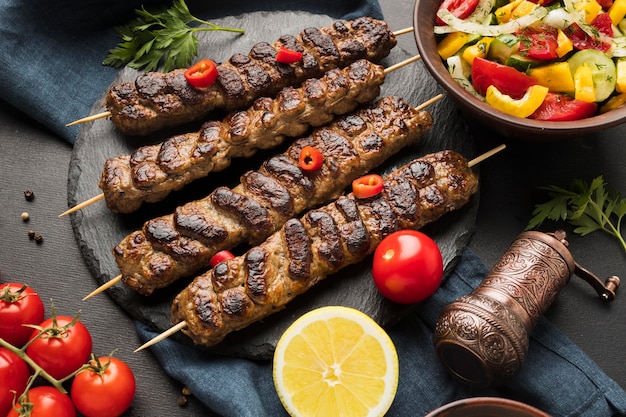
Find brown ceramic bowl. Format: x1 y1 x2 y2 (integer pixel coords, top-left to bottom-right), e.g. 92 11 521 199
424 397 552 417
412 0 626 140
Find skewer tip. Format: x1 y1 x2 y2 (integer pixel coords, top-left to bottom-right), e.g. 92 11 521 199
66 111 112 127
59 193 105 217
82 274 122 301
468 144 506 168
134 321 188 353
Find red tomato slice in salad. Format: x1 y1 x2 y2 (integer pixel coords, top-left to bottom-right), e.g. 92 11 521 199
528 93 598 121
471 57 538 99
564 13 613 52
518 26 559 60
436 0 480 25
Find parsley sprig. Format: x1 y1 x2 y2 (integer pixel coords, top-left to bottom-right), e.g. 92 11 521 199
103 0 244 72
526 176 626 254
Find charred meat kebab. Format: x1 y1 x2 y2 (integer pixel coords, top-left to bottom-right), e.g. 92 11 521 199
113 96 433 295
105 17 396 136
171 149 480 346
101 59 387 214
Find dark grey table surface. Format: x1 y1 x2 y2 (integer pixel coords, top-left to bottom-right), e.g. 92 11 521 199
1 1 625 416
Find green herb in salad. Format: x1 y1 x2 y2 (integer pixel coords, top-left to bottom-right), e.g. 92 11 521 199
526 176 626 254
103 0 244 72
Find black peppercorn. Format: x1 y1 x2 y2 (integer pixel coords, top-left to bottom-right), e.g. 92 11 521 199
28 230 36 239
24 190 34 201
34 233 43 244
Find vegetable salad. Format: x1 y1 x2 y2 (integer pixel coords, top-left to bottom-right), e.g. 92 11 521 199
435 0 626 120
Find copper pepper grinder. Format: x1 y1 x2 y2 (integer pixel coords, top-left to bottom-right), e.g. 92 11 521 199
433 230 620 388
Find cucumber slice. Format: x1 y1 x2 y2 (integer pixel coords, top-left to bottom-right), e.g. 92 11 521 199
506 53 543 72
487 34 519 64
568 50 616 102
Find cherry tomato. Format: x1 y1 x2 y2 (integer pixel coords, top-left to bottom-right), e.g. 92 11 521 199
0 282 45 347
0 347 30 416
529 93 598 121
71 356 136 417
298 146 324 171
276 46 303 64
471 57 538 99
436 0 480 25
184 59 219 88
372 230 443 304
7 386 75 417
209 250 235 268
352 174 384 199
518 26 558 61
26 316 92 380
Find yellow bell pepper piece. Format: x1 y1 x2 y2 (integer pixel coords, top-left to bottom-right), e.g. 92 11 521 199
575 0 602 23
616 58 626 93
438 32 470 60
609 0 626 25
512 0 538 19
599 93 626 113
462 37 494 65
495 0 524 23
556 29 573 58
529 62 575 93
573 63 597 102
485 84 549 117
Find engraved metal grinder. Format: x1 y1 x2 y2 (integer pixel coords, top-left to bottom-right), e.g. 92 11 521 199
433 230 620 388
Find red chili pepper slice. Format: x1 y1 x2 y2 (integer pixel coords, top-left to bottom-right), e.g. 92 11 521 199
298 146 324 171
209 250 235 268
276 47 303 64
184 59 219 88
352 174 384 199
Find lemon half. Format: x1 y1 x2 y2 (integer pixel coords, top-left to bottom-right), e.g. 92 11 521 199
273 306 399 417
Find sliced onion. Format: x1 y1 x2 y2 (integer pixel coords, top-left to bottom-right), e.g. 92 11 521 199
542 7 575 30
612 37 626 57
446 56 483 99
465 0 497 24
435 7 548 36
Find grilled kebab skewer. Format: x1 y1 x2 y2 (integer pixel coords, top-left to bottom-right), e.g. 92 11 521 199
107 95 435 297
67 16 397 136
62 56 420 217
165 149 480 348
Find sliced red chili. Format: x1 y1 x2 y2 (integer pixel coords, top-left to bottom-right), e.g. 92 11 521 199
298 146 324 171
184 59 219 88
276 47 303 64
209 250 235 268
352 174 384 199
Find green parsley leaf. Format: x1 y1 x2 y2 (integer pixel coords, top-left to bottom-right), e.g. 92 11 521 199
526 176 626 254
103 0 244 72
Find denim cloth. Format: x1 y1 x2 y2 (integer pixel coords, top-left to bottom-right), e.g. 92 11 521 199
136 248 626 417
0 0 383 144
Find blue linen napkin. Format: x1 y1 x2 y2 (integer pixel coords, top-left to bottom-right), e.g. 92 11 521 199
0 0 383 144
136 248 626 417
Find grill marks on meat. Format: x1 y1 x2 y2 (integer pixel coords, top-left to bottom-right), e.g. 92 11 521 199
104 17 396 136
113 96 432 295
100 59 386 214
171 150 480 346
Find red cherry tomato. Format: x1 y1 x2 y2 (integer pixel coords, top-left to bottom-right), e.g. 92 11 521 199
0 347 30 416
298 146 324 171
372 230 443 304
276 46 303 64
0 283 45 347
184 59 219 88
436 0 480 25
7 386 75 417
529 93 598 121
71 356 136 417
26 316 93 380
471 57 538 99
352 174 384 199
209 250 235 268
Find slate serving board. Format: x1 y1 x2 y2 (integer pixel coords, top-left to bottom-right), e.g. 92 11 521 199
68 11 478 359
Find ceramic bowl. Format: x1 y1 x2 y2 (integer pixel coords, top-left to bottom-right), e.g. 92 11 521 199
412 0 626 139
424 397 552 417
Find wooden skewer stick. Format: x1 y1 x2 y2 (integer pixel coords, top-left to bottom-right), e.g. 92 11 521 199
82 274 122 301
393 26 414 36
59 193 105 217
66 111 112 127
59 55 424 218
134 321 188 353
131 143 507 352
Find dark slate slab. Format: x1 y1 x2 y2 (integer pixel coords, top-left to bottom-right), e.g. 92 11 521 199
67 11 478 359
